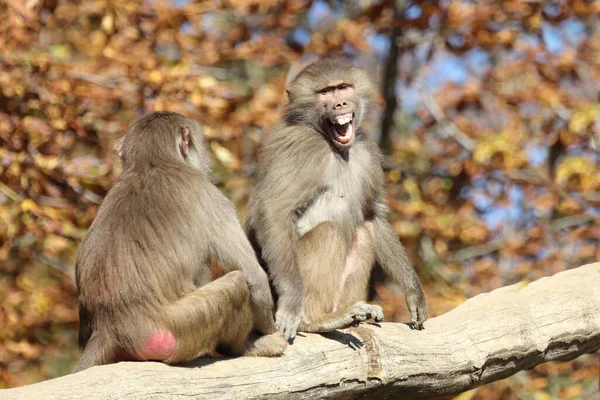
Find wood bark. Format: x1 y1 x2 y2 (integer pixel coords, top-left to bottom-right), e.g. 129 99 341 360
4 263 600 400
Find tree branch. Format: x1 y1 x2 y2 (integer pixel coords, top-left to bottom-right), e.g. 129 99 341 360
4 263 600 400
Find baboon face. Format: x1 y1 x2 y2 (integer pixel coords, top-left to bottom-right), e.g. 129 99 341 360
284 59 375 152
315 82 358 150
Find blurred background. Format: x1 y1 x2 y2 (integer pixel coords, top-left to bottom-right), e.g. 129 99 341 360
1 0 599 398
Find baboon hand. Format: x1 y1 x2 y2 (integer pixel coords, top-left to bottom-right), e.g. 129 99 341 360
275 302 304 341
406 290 428 330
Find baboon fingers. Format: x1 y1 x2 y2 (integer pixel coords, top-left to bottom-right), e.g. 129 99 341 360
408 305 425 330
275 308 302 341
406 291 427 330
283 322 298 341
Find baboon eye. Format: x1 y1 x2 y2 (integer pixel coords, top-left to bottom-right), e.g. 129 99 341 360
319 87 332 94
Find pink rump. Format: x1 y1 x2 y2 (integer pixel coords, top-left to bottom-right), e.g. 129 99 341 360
139 331 176 361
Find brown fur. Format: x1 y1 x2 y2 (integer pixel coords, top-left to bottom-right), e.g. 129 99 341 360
74 112 286 373
245 60 427 341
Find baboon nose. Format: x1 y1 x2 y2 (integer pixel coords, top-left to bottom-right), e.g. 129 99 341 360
334 101 348 109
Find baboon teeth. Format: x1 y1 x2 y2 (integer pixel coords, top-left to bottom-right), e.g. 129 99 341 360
333 121 354 142
332 113 353 125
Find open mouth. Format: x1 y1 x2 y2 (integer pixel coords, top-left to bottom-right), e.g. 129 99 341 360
328 113 354 145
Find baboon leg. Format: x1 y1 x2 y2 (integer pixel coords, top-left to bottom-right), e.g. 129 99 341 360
297 221 381 333
334 222 376 313
298 301 384 333
161 271 285 362
159 271 254 363
297 221 348 323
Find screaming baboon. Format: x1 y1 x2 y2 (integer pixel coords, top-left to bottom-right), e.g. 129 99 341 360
73 112 286 373
245 59 428 341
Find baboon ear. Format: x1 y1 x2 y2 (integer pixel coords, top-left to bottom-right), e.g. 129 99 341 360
113 136 125 161
180 127 190 158
285 88 291 98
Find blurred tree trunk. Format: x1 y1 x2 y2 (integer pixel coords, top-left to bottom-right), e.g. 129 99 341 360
379 0 406 155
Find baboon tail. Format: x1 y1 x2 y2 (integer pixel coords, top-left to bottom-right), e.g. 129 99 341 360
71 333 117 374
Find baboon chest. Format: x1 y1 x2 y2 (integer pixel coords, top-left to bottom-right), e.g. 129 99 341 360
295 147 370 237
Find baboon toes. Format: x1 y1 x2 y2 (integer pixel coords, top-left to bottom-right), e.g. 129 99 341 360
370 305 384 322
349 302 385 324
266 332 289 355
244 332 288 357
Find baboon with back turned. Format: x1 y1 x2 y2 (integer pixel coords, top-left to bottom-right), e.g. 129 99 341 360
74 112 286 373
245 59 428 341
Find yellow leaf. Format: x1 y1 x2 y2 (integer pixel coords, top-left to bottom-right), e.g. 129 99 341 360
393 220 421 238
473 131 526 168
32 292 52 313
20 199 37 212
149 70 163 83
17 275 35 292
211 143 240 169
155 98 165 111
40 206 62 220
103 46 117 58
402 178 421 200
569 104 599 134
388 170 401 183
453 389 478 400
50 119 67 130
14 84 24 97
101 14 114 33
198 76 217 89
43 235 70 255
532 391 552 400
555 156 600 190
34 155 60 171
191 90 203 106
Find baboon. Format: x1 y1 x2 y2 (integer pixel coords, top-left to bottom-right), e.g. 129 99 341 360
73 112 286 373
245 59 428 341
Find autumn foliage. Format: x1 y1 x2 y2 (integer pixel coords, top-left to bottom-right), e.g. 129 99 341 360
1 1 599 398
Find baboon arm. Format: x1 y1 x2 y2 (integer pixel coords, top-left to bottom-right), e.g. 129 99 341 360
254 211 305 340
259 208 305 320
209 217 278 335
255 196 315 340
372 202 428 325
250 128 332 338
372 213 418 288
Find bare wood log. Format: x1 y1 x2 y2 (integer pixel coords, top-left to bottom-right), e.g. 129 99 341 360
4 263 600 400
